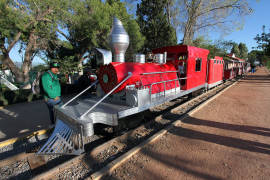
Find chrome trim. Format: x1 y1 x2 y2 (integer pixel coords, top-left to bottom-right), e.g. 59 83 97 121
62 80 98 108
80 72 132 119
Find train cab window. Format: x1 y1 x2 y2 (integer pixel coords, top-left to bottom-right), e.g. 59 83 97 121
195 58 202 72
214 60 216 64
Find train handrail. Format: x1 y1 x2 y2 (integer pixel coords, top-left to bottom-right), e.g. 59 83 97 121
79 72 132 119
150 79 177 94
143 77 187 87
140 71 178 75
62 80 99 108
148 77 187 103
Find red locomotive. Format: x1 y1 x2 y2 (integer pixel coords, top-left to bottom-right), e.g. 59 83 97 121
38 17 249 155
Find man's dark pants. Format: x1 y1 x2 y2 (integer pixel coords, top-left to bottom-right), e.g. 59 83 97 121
45 98 62 124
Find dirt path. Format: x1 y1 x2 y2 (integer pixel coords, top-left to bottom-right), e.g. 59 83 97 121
105 67 270 180
0 96 71 141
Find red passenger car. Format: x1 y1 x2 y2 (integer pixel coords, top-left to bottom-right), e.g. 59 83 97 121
207 56 224 88
224 54 246 80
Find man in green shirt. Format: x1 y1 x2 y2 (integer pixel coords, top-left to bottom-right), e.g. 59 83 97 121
42 62 62 124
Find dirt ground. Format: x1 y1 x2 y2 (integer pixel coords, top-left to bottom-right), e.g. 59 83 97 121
0 96 71 141
105 67 270 180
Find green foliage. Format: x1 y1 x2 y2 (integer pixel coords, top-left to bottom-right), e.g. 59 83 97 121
0 89 41 106
238 43 248 59
47 0 144 66
46 0 112 70
248 50 264 65
0 83 78 106
136 0 177 53
231 44 240 57
0 0 69 83
193 37 230 59
253 25 270 66
32 64 48 72
267 60 270 70
254 25 270 56
107 0 145 60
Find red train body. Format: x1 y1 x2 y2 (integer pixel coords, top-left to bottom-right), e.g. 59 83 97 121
152 45 209 90
207 56 224 88
97 45 247 95
98 62 179 94
39 18 250 156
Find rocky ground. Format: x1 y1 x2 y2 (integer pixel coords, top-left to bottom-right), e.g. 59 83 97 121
104 67 270 180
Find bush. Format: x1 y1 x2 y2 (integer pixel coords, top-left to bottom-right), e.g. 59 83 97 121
267 60 270 70
0 84 78 106
0 88 42 106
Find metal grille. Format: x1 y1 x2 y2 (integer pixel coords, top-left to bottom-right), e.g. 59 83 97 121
37 120 84 155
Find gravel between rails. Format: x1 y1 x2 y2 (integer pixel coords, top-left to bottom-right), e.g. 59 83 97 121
0 79 236 180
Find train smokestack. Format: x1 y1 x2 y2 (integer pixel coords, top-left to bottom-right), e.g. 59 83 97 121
110 17 129 62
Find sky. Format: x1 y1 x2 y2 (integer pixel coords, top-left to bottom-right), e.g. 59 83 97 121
9 0 270 65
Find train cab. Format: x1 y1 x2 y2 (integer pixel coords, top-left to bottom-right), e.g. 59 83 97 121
152 45 209 91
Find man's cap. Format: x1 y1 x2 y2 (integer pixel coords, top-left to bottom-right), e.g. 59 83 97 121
50 62 60 68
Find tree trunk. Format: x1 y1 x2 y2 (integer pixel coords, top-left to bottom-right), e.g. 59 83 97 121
165 0 172 24
2 53 24 83
77 53 85 76
182 0 201 45
21 31 36 84
183 21 195 45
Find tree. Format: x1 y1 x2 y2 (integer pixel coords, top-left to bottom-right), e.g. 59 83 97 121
238 42 248 59
136 0 177 53
46 0 112 73
47 0 144 70
177 0 252 45
248 50 264 65
193 37 231 59
253 25 270 66
107 0 145 60
0 0 67 85
231 43 240 57
254 25 270 56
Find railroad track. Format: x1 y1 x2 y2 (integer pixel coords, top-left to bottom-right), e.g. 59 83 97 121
0 79 238 180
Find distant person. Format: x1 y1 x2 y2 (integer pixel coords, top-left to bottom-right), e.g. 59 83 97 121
251 64 256 73
42 62 62 125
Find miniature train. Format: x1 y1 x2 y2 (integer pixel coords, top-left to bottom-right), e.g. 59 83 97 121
38 17 250 155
